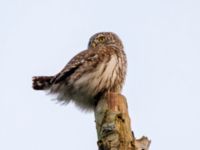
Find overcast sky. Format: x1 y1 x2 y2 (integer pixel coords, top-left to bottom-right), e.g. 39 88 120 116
1 0 200 150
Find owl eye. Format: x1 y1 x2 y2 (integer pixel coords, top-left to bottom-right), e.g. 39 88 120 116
98 36 105 42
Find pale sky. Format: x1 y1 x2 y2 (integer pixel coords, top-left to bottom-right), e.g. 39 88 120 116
1 0 200 150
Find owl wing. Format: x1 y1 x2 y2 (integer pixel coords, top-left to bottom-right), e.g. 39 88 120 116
51 48 101 84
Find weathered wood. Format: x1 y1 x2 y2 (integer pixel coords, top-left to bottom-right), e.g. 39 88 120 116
95 92 151 150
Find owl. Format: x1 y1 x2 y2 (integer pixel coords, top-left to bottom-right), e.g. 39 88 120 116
32 32 127 110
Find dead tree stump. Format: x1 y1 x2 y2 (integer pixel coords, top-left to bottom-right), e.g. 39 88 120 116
95 92 151 150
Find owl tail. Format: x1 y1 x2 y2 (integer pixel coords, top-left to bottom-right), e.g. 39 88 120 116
32 76 54 90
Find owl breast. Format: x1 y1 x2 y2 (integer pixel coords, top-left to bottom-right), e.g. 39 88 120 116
71 54 123 109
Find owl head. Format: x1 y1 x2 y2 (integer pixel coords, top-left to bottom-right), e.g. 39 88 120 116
88 32 123 49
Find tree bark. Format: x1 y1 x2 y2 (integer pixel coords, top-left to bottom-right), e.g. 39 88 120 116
95 92 151 150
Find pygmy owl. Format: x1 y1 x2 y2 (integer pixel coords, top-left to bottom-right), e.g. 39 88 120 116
32 32 127 110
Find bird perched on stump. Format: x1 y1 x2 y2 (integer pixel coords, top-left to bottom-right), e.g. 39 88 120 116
32 32 127 110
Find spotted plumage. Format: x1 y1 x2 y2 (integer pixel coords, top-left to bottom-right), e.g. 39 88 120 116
32 32 127 110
